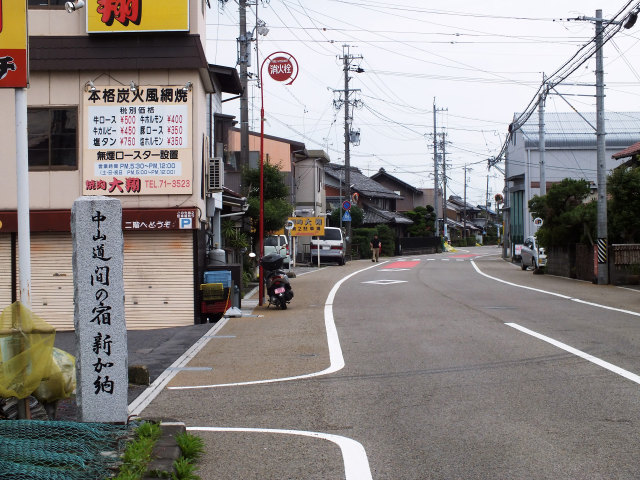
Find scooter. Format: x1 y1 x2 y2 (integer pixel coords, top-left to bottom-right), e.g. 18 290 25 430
260 253 294 309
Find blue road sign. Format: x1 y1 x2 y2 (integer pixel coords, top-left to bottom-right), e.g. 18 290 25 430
342 211 352 222
342 200 351 211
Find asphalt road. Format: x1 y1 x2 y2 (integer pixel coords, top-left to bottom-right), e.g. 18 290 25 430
132 246 640 479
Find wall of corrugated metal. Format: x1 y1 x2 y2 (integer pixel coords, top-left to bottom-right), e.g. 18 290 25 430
123 230 195 330
0 234 12 311
15 231 195 331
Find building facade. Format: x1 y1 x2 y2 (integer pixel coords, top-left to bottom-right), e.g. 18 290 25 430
506 111 640 254
0 1 240 330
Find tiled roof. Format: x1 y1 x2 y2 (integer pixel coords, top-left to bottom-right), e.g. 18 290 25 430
325 164 402 200
612 141 640 160
363 205 413 225
370 168 422 194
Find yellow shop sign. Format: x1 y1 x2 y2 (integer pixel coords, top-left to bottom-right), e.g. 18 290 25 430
87 0 189 33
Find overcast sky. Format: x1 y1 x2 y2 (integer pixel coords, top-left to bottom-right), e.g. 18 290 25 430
207 1 640 205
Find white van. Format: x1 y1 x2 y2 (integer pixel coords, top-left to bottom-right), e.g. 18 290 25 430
310 227 346 265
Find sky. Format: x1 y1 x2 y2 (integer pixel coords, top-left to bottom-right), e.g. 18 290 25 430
206 1 640 206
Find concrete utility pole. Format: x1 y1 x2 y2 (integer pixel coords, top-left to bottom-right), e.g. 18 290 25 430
485 174 490 232
432 102 447 237
238 0 250 169
539 77 547 197
595 9 609 285
432 100 439 238
463 165 471 239
573 7 640 283
441 132 448 239
337 45 363 252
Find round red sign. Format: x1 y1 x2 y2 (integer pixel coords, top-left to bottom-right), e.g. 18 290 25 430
268 57 294 82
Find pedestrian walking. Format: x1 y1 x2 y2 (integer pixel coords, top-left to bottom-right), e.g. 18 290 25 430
370 234 381 262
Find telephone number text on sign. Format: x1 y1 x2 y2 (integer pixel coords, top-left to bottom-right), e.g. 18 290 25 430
95 162 182 177
88 105 188 149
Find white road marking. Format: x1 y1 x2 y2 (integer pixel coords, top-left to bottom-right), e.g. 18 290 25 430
188 427 373 480
471 260 640 316
168 261 385 390
128 317 230 416
427 259 436 261
362 279 408 285
442 259 450 261
378 268 410 272
506 323 640 385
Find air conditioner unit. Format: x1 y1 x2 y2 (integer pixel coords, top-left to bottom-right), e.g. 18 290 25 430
207 157 223 192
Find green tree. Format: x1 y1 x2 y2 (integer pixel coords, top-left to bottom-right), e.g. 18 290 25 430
528 178 595 249
328 205 363 228
404 205 436 237
608 165 640 243
242 162 293 235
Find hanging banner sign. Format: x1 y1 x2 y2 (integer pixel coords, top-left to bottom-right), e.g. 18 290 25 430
88 0 189 33
83 85 192 196
0 0 28 88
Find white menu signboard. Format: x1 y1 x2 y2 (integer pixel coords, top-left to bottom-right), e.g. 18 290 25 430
83 85 192 195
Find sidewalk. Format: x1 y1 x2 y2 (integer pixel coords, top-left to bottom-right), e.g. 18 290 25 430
52 288 262 421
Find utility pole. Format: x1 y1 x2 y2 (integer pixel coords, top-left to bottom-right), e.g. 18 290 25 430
432 100 439 238
336 45 363 253
463 165 470 240
440 131 448 239
432 102 447 238
572 7 640 283
238 0 250 169
485 174 490 233
539 76 547 196
595 9 609 285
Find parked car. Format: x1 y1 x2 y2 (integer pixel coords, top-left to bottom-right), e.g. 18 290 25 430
520 235 547 272
264 234 290 267
310 227 346 265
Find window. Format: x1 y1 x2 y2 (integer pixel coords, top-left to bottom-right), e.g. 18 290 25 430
28 0 65 7
28 108 78 170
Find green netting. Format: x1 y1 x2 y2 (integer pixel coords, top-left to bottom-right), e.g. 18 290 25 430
0 420 134 480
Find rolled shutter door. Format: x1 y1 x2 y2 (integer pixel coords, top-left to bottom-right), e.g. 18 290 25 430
123 230 195 329
15 230 195 331
0 234 12 310
17 233 75 331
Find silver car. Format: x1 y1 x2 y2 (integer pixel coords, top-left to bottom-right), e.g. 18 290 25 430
520 235 547 271
264 234 291 267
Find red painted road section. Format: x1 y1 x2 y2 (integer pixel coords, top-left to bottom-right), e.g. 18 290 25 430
383 261 420 269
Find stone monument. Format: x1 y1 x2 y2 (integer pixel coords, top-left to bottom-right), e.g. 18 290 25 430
71 196 128 423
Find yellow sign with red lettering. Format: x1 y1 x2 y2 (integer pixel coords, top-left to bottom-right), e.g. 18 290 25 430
87 0 189 33
0 0 28 88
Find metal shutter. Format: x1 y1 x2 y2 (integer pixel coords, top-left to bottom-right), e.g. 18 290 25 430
18 233 75 331
0 234 12 311
16 230 195 331
123 230 195 330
